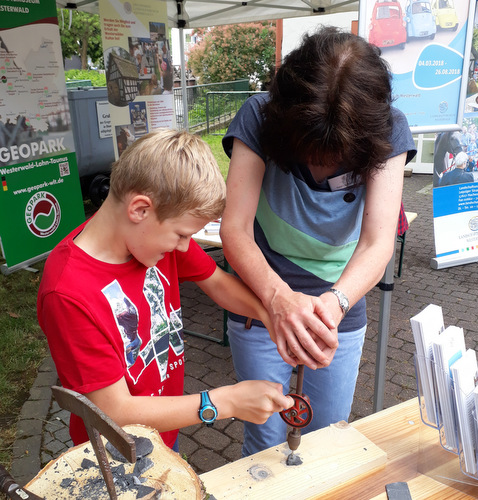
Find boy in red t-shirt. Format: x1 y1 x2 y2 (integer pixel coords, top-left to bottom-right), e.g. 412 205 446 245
38 128 292 450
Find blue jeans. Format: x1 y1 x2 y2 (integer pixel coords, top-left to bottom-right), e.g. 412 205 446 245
227 318 366 456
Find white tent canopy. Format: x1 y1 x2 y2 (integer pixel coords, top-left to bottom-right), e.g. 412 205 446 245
56 0 358 28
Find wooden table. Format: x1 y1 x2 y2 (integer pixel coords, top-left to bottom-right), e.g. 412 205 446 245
200 399 478 499
331 399 478 499
192 227 222 249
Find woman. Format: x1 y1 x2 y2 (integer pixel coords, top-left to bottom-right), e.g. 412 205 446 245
220 26 416 456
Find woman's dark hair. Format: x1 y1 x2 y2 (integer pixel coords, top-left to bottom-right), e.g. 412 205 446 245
261 26 393 182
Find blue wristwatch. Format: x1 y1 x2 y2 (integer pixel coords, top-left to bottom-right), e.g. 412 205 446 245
198 390 218 426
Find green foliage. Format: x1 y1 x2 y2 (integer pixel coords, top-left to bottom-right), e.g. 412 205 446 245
65 69 107 87
187 22 276 89
57 9 103 69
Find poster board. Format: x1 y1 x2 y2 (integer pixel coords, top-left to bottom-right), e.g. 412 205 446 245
99 0 175 159
431 3 478 269
0 0 85 273
358 0 475 134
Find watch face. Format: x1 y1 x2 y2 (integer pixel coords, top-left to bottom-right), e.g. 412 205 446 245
202 408 216 421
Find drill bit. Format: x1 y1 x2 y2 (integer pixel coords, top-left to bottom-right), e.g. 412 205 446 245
286 426 303 466
286 365 305 466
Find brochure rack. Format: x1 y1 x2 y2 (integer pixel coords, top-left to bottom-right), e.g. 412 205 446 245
415 353 478 493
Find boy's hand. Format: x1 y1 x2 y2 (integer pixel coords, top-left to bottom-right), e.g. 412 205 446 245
212 381 293 425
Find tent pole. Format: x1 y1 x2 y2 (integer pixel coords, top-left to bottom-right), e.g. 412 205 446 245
275 19 283 71
179 26 189 131
373 236 397 412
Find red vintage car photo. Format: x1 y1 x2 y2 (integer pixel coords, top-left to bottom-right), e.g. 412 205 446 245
369 0 407 50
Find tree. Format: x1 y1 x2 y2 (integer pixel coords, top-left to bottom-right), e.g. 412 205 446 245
187 22 276 89
57 9 103 69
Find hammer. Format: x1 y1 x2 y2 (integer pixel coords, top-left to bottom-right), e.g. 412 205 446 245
51 386 137 500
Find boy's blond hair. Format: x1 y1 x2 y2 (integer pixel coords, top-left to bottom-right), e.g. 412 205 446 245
109 128 226 221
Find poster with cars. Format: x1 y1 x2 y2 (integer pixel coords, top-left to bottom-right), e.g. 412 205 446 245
0 0 85 273
430 3 478 269
359 0 475 132
99 0 174 159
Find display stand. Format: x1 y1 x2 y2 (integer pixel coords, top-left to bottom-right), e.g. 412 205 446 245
415 353 478 496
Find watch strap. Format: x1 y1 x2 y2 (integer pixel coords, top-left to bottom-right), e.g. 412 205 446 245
328 288 349 316
199 390 218 426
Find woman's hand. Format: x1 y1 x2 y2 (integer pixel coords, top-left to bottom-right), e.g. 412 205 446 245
266 288 340 370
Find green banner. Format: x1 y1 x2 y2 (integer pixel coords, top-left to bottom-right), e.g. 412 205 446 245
0 0 54 29
0 0 85 270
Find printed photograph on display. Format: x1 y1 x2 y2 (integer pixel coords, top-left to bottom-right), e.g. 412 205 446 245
127 22 173 97
115 124 135 157
365 0 461 59
104 46 139 107
129 101 148 137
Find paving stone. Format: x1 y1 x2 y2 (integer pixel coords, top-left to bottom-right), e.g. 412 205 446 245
183 375 208 395
52 426 73 445
202 371 236 388
52 409 71 425
185 347 213 364
205 343 232 359
43 437 69 455
41 451 54 467
178 433 199 459
16 418 43 439
209 417 230 432
193 426 231 451
10 455 41 485
19 399 50 421
207 357 233 374
224 419 244 442
44 419 67 434
222 442 243 462
13 435 42 460
185 360 210 379
28 386 50 401
31 370 59 388
188 447 228 474
180 423 201 437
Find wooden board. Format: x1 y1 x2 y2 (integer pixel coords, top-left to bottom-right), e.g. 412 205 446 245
370 475 477 500
324 399 478 500
200 421 387 499
26 424 204 499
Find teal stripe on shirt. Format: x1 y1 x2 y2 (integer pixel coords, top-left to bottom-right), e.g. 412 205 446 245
256 191 358 283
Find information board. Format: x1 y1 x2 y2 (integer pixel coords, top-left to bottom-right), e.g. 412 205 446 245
0 0 85 273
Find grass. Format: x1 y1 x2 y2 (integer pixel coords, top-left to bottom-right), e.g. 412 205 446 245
0 261 48 468
201 134 230 180
0 137 229 470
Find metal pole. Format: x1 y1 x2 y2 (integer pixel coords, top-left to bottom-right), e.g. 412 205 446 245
373 236 397 412
179 27 189 131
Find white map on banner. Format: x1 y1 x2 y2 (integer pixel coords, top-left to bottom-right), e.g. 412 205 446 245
0 24 69 135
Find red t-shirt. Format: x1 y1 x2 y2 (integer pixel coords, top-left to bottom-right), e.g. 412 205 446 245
37 220 216 448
